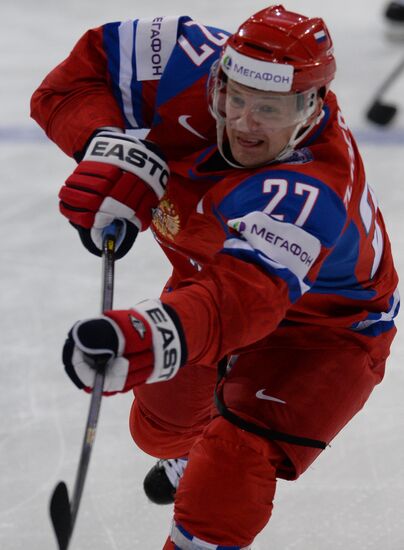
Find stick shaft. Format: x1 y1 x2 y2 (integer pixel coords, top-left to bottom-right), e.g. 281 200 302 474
101 231 117 312
372 56 404 100
69 227 117 530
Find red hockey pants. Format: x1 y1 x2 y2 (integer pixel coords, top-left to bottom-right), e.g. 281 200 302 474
130 325 395 547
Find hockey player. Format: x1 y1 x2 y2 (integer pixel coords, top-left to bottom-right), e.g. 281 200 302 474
31 6 399 549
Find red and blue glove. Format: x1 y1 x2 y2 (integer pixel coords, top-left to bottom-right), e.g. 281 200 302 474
59 131 169 259
62 300 187 394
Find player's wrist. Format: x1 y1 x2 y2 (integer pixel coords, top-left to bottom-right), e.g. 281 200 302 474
73 127 124 162
106 299 187 385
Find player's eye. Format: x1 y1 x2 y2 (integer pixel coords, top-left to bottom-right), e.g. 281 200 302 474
228 94 245 109
257 103 279 117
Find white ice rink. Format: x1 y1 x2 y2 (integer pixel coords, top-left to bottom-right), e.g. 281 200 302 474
1 0 404 548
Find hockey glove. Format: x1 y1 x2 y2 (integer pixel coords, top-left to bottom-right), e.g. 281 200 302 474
62 299 187 394
59 131 169 259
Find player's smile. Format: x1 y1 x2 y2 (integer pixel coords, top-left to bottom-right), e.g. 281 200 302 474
235 133 264 148
227 125 294 167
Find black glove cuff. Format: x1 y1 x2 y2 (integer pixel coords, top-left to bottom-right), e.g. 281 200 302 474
72 222 139 260
63 336 85 389
162 303 188 367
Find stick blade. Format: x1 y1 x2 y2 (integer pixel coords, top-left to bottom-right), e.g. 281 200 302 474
366 100 397 125
50 481 72 550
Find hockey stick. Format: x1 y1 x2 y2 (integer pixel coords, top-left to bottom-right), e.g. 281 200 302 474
49 222 120 550
366 55 404 125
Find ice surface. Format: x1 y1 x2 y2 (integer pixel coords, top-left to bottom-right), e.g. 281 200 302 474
1 1 403 548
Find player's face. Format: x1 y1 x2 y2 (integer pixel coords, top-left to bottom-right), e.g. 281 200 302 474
225 81 310 167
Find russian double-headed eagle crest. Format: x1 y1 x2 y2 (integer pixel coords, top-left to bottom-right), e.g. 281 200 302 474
152 198 181 240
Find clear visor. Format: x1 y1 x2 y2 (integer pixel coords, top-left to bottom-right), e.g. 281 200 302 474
210 68 318 131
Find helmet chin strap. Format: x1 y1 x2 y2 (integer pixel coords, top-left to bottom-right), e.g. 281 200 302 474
275 108 325 163
216 109 325 168
216 118 242 168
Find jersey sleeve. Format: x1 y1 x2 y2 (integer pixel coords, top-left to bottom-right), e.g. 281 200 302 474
30 24 127 157
161 168 348 367
30 16 229 158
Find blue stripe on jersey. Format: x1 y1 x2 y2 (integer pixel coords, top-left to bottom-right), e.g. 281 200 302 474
103 20 144 128
103 23 125 120
176 523 193 540
156 22 230 106
217 170 346 248
103 21 143 128
311 221 376 300
188 146 223 182
173 521 248 549
103 21 144 129
131 21 144 127
353 319 395 337
350 290 400 335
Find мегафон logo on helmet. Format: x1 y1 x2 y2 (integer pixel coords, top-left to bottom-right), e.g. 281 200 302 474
223 55 232 70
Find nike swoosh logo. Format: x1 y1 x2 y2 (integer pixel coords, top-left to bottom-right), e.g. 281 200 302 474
256 389 286 404
178 115 207 140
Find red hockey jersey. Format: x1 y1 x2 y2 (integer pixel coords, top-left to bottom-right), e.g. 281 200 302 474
31 16 399 368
